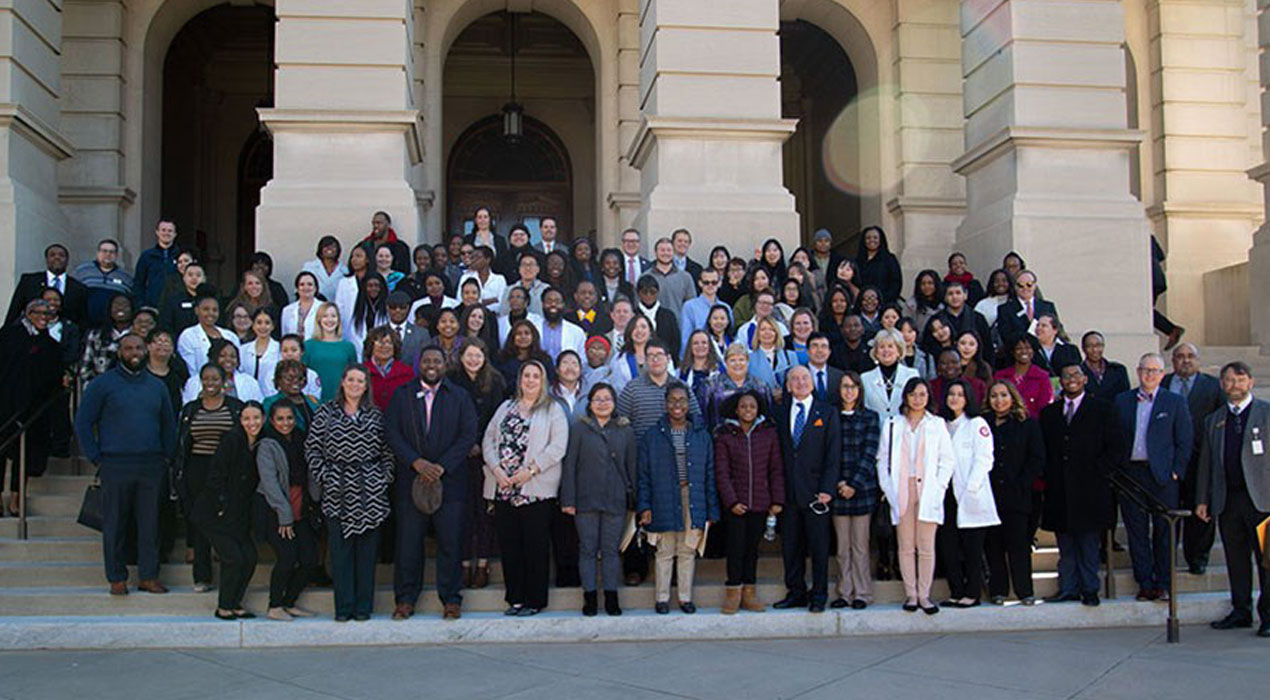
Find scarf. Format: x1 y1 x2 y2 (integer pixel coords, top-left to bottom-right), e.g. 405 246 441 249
944 272 975 287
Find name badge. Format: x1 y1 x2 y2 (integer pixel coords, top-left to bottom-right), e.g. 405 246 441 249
1254 440 1265 456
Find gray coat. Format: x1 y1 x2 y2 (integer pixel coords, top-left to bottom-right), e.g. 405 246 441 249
255 437 294 526
560 415 636 514
1197 397 1270 515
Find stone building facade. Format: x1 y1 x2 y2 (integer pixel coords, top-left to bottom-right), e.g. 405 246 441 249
3 0 1270 358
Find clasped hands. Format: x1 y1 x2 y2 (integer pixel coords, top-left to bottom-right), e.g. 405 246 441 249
411 458 445 483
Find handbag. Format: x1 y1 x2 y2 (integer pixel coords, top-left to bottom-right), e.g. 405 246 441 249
412 475 443 515
76 474 103 532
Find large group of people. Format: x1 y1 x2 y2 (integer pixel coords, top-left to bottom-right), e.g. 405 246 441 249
2 210 1265 638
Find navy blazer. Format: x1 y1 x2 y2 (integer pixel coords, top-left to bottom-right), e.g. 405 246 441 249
384 378 478 499
775 396 842 506
1114 388 1193 485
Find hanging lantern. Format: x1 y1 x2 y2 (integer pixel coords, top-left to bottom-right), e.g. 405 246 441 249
502 101 523 142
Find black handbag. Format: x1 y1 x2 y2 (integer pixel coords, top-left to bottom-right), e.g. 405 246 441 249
76 475 103 532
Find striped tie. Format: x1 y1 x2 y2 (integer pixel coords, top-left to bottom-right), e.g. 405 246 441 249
793 403 807 445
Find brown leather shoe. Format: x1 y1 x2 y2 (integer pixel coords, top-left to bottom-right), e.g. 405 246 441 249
1164 327 1185 351
137 579 169 594
740 585 765 612
442 603 462 620
109 581 128 596
721 585 742 615
391 603 414 620
471 565 490 589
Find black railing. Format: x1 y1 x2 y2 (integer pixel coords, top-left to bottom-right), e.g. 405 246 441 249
0 389 68 541
1107 468 1191 643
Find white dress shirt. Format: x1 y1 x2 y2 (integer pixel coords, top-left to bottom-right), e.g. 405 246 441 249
789 394 814 439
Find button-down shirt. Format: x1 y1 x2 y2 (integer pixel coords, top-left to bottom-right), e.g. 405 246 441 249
1228 395 1253 416
1063 392 1085 422
1130 390 1155 461
1167 373 1194 397
809 364 831 400
46 271 66 294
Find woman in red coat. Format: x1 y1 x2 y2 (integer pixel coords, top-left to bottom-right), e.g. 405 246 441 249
713 389 784 614
364 326 415 411
993 336 1053 420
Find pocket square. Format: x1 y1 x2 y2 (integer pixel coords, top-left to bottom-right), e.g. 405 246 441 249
813 418 823 427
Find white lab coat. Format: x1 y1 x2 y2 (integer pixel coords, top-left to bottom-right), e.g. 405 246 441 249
876 412 957 525
177 325 240 377
947 415 1001 528
280 300 320 339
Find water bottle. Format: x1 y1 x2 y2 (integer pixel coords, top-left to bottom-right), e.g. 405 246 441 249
763 514 778 542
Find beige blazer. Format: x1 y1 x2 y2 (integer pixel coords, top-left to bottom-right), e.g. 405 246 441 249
482 398 570 501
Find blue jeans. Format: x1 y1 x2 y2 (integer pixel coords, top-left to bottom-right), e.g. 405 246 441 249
1056 531 1101 596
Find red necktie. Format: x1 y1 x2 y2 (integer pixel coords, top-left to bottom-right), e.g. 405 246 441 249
627 257 637 285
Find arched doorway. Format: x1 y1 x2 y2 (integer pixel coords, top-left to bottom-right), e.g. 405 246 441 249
447 116 573 239
443 10 595 242
161 4 274 290
780 20 861 250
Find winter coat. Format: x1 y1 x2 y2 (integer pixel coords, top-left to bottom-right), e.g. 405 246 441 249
713 417 785 513
637 415 719 532
560 415 636 514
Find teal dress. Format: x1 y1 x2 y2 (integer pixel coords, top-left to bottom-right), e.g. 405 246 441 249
302 340 358 402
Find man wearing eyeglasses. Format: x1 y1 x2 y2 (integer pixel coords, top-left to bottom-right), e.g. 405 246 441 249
1114 352 1192 602
679 268 731 354
996 270 1059 350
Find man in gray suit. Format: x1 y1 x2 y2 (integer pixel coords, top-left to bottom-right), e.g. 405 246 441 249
1196 361 1270 637
1164 343 1225 573
386 291 429 369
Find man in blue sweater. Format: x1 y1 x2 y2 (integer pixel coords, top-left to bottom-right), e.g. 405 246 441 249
75 334 177 595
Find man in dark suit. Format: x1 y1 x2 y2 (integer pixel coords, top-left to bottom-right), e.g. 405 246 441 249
671 228 703 283
385 291 430 368
533 216 565 256
384 346 478 621
1041 363 1123 606
634 276 681 353
619 228 650 287
996 270 1058 350
567 280 611 338
772 365 841 612
806 333 843 407
1164 342 1224 573
6 243 89 327
1196 361 1270 637
1114 352 1192 601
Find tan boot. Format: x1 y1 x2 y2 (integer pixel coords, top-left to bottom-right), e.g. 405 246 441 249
721 585 742 615
740 585 765 612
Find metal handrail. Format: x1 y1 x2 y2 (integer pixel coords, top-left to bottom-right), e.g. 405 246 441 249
1107 468 1191 644
0 388 68 541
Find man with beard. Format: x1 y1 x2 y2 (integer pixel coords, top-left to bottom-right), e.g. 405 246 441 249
75 334 177 595
539 287 586 362
385 346 478 620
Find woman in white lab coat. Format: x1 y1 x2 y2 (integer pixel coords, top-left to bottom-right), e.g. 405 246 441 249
935 378 999 609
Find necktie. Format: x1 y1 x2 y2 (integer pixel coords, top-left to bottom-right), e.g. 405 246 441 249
1064 399 1075 425
423 387 435 432
793 402 807 445
627 257 637 285
1026 301 1034 321
1181 376 1191 397
817 370 826 399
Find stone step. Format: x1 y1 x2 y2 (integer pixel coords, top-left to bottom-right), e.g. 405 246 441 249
0 566 1232 617
0 517 100 539
24 475 95 496
24 494 86 519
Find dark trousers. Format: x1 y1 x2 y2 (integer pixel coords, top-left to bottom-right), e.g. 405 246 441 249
203 524 257 611
1120 462 1178 591
937 499 988 601
253 495 317 608
781 504 831 603
328 519 381 617
494 499 553 609
724 511 767 586
1180 462 1216 569
575 510 625 592
551 508 581 587
393 480 465 607
182 454 214 584
1217 489 1270 622
1056 531 1102 596
1153 291 1178 336
100 462 163 582
985 509 1034 599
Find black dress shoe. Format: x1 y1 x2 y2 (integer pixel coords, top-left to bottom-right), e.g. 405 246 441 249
920 602 940 615
850 599 867 610
352 613 370 621
808 601 825 613
829 598 849 609
1257 622 1270 638
655 602 670 614
1188 564 1207 576
902 601 919 612
334 615 351 623
516 607 541 617
772 594 808 609
1080 593 1100 607
504 605 523 616
679 601 696 614
1044 592 1081 604
1211 612 1253 630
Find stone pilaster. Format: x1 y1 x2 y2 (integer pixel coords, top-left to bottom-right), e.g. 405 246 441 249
1247 0 1270 349
953 0 1155 358
256 0 423 283
0 0 71 293
888 0 966 276
1146 0 1261 344
628 0 798 256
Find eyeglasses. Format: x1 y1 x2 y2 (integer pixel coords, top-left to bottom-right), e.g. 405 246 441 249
1137 367 1164 375
700 279 720 286
1016 282 1034 289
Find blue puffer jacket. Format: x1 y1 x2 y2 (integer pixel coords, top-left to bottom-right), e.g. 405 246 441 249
637 415 719 532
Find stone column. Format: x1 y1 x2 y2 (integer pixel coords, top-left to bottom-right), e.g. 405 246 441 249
889 0 966 277
953 0 1155 358
607 0 641 242
628 0 798 256
1248 0 1270 349
0 0 71 294
256 0 422 283
1147 0 1261 345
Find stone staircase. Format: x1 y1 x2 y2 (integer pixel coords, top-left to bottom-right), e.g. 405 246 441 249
0 455 1235 618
